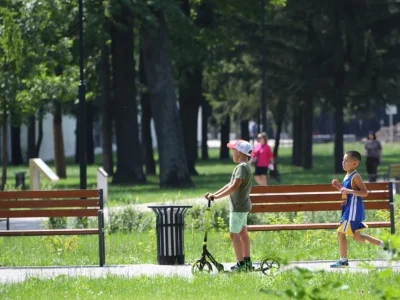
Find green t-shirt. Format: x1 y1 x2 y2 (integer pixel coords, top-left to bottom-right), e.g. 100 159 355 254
229 162 252 212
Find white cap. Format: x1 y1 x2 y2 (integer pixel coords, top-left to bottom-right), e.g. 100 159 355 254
227 140 252 156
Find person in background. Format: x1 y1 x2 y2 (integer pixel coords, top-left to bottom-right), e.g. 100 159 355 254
249 132 274 185
364 131 382 182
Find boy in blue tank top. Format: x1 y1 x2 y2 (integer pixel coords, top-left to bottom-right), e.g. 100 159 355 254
330 151 388 268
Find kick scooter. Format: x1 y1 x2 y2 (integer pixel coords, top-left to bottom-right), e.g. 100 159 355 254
191 198 280 275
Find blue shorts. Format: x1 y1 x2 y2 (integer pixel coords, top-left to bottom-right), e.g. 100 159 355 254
337 220 368 236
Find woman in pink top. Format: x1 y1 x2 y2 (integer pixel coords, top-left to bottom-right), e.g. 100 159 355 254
249 132 274 185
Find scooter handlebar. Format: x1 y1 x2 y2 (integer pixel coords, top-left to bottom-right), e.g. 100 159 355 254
206 196 214 208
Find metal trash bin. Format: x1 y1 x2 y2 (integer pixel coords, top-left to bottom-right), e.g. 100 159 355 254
148 205 192 265
15 172 26 190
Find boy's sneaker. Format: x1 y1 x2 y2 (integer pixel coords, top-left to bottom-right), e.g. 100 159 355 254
383 245 396 255
245 259 254 271
330 260 349 268
231 262 247 272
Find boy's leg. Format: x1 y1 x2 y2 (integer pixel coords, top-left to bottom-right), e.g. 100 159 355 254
338 232 348 258
353 231 383 246
239 226 250 258
331 226 349 268
230 232 244 261
230 213 244 263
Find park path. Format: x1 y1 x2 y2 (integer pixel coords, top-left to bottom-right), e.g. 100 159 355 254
0 260 399 284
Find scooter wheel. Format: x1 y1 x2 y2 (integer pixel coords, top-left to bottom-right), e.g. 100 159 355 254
191 260 213 275
260 257 280 275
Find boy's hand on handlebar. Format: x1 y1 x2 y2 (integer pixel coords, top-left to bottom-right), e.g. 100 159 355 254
204 193 216 201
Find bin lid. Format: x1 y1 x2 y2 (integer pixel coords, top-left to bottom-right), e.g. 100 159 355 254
148 205 193 209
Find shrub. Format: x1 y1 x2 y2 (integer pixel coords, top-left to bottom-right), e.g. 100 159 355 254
107 206 154 234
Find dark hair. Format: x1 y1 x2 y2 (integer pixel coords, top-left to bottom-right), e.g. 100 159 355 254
368 131 376 140
346 150 361 162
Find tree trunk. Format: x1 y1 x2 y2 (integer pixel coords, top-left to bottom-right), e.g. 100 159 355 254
301 97 313 169
141 10 193 188
27 115 36 159
86 100 95 165
139 50 156 175
273 119 282 158
35 109 43 158
240 119 250 141
201 99 210 160
112 8 146 184
334 90 345 174
220 115 230 159
75 116 79 164
179 68 202 175
53 101 66 178
99 41 114 175
292 101 302 166
274 97 287 158
10 122 23 165
1 108 8 191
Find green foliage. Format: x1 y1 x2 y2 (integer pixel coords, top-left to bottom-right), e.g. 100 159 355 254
107 206 155 234
46 217 67 229
262 267 349 299
42 235 80 255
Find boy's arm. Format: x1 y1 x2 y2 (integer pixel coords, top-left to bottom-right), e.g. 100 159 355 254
341 174 368 197
213 178 242 200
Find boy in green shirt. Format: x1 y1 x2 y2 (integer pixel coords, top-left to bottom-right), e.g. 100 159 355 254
205 140 253 272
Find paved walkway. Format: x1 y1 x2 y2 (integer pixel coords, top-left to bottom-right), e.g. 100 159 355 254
1 260 399 284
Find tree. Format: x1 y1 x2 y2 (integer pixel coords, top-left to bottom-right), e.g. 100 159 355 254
141 8 193 188
111 3 146 184
0 3 24 189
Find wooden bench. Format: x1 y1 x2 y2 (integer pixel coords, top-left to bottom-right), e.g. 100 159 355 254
247 182 395 234
0 189 105 267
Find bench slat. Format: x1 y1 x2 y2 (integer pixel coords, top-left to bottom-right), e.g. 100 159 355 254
0 229 99 236
247 221 392 231
250 192 389 203
250 182 389 193
251 201 389 213
0 209 99 218
0 199 100 209
0 190 99 199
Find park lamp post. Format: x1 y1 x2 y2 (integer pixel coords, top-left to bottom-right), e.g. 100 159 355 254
78 0 87 190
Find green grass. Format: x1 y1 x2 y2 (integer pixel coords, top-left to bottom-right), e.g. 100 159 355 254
1 269 400 299
1 143 400 298
4 142 400 205
0 228 397 267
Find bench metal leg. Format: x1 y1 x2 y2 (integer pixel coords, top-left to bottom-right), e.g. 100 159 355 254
6 218 9 230
98 210 105 267
389 182 396 234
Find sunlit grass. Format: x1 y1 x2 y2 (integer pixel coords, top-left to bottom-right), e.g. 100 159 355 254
3 143 400 205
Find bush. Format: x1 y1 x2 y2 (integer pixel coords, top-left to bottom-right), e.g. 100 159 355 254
107 206 154 234
47 217 67 229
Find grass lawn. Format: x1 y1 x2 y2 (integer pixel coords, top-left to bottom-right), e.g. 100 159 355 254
1 268 400 299
3 142 400 205
1 143 400 298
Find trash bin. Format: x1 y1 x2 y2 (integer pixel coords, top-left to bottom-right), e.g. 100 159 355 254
15 172 26 190
148 205 192 265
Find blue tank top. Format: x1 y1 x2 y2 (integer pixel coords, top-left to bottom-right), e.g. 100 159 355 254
341 171 365 222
